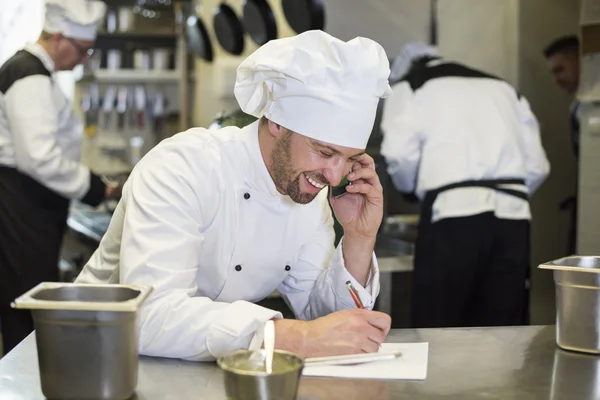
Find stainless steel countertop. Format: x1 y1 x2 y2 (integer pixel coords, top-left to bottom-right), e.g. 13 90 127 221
2 325 598 399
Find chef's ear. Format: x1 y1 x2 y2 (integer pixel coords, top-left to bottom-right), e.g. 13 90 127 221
266 119 287 138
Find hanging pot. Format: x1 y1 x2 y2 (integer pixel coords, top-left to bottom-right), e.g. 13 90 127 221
213 3 245 55
281 0 325 34
243 0 277 46
186 6 214 62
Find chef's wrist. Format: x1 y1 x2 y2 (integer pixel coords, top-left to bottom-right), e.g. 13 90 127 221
272 319 308 356
343 233 376 247
340 235 375 286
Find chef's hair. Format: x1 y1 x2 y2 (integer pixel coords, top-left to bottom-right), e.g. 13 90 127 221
543 35 579 58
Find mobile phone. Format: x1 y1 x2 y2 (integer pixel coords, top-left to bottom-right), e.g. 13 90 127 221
332 175 351 198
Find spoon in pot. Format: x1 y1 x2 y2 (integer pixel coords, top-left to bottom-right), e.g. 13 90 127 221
264 320 275 374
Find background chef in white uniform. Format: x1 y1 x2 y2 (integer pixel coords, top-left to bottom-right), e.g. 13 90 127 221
0 0 116 354
380 42 550 329
76 30 393 361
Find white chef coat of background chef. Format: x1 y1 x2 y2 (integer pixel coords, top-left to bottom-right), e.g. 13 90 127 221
381 43 550 222
76 30 392 361
0 0 106 199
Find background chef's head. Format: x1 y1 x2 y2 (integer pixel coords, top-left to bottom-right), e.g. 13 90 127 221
234 30 392 204
389 42 440 82
39 0 106 71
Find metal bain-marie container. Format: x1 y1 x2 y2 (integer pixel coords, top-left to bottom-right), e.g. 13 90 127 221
12 282 153 400
540 256 600 354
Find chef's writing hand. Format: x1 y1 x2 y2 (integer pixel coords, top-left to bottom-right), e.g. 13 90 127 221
272 309 391 357
329 153 383 285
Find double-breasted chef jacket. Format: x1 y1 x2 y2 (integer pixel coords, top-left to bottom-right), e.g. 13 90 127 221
76 120 380 361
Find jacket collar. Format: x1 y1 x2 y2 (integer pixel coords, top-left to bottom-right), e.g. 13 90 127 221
241 120 283 198
24 43 55 74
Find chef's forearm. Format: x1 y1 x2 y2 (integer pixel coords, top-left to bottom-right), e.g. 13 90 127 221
341 234 376 286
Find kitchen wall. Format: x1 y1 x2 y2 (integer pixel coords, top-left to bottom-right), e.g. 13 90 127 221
518 0 580 324
437 0 520 86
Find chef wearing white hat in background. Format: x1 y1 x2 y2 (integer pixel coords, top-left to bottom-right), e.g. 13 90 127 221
0 0 115 355
380 42 550 329
76 30 393 361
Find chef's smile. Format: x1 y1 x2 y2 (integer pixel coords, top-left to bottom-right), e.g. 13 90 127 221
303 172 327 193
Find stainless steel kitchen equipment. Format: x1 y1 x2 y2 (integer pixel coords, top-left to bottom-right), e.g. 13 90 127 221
382 213 419 242
11 282 153 400
539 256 600 354
217 349 304 400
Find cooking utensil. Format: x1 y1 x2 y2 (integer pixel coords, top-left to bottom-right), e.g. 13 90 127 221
264 320 275 374
152 91 166 137
243 0 277 45
130 136 145 166
218 349 304 400
213 2 245 55
11 282 153 400
134 49 152 70
134 85 147 130
305 351 401 367
116 86 128 131
102 85 117 130
539 256 600 354
152 48 171 70
185 3 214 62
281 0 325 34
107 49 122 70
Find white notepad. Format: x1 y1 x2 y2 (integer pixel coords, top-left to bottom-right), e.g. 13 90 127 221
302 342 429 380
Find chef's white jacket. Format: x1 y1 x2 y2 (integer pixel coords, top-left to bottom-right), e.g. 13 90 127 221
380 60 550 223
76 121 380 361
0 43 102 201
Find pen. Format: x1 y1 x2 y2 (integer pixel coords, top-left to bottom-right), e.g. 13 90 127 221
346 281 365 309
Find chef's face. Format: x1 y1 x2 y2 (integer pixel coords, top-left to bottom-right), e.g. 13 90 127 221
546 51 580 94
268 121 365 204
56 34 95 70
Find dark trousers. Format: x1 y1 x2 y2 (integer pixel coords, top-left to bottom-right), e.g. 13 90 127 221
0 167 68 355
411 212 530 328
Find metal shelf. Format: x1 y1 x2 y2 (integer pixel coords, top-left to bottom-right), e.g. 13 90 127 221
79 69 184 84
95 32 177 50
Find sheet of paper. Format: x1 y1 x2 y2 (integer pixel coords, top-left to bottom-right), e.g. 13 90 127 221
302 342 429 380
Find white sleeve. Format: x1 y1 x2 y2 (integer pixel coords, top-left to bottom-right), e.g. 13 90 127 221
4 75 100 201
379 81 422 193
517 96 550 195
276 200 379 320
119 146 281 362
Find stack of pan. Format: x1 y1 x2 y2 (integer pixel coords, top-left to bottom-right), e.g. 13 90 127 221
185 0 326 61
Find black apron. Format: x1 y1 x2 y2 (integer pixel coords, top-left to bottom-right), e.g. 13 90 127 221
0 166 69 305
419 178 528 226
412 178 531 328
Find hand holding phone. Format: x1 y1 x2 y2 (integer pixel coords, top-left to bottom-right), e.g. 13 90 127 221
332 175 352 198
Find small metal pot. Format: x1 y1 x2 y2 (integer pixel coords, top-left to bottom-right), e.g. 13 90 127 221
217 349 304 400
539 256 600 354
12 282 153 400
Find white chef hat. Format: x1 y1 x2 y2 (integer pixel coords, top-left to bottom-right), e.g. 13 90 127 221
389 42 440 82
44 0 107 41
234 30 392 149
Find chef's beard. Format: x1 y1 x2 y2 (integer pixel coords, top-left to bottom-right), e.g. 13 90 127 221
271 132 325 205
